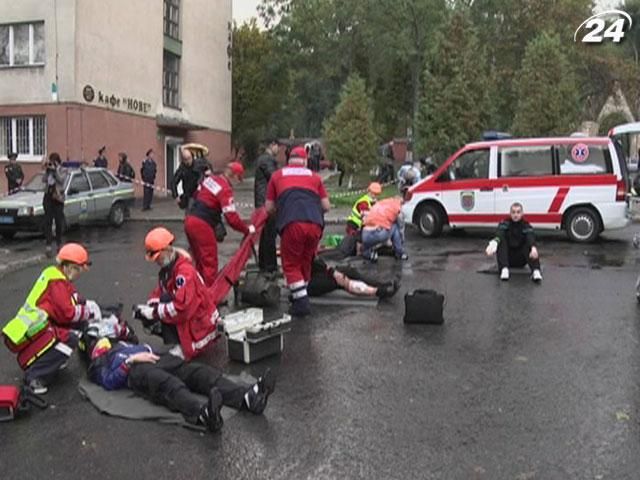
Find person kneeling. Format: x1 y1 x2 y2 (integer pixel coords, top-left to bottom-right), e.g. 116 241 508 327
361 197 408 262
485 202 542 282
88 338 275 433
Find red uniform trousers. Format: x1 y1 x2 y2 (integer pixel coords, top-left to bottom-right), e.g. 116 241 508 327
280 222 322 293
184 215 218 287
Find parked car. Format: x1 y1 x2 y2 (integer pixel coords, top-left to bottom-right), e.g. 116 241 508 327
0 167 135 239
403 136 630 243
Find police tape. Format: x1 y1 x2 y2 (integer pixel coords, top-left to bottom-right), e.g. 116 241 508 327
1 170 397 208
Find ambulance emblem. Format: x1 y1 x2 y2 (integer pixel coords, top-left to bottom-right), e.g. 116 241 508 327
460 191 475 211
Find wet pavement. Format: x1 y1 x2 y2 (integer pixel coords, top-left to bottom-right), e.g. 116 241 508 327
1 223 640 479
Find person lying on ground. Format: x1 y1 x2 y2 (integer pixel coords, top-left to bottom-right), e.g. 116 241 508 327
88 338 275 433
307 257 400 299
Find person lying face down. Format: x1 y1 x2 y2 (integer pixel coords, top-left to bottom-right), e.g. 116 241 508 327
88 338 275 433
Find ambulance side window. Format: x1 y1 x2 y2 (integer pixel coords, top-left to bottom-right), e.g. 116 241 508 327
499 146 553 177
557 144 611 175
438 149 490 182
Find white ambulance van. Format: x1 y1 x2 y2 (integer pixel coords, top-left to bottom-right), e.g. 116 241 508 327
403 137 630 243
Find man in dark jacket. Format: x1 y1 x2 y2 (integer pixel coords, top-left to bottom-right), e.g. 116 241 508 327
116 152 135 182
485 202 542 282
171 146 210 210
4 152 24 193
88 338 275 433
140 149 157 211
94 146 108 169
254 139 280 273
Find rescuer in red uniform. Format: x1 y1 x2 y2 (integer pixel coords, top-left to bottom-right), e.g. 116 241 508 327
265 146 330 316
135 227 220 361
183 162 256 286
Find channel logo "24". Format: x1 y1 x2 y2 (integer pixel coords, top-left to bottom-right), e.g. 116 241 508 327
574 10 633 43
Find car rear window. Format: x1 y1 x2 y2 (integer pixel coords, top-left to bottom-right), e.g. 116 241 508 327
88 171 111 190
499 146 553 177
557 144 612 175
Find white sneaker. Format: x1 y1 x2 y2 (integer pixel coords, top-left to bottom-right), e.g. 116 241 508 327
532 269 542 282
500 268 510 281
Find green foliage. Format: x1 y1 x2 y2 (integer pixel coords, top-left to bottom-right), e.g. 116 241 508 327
323 74 379 178
511 33 580 136
415 12 491 163
598 111 629 136
231 20 286 163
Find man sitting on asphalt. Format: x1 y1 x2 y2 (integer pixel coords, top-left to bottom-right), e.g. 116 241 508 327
485 202 542 282
88 338 275 433
307 256 400 299
361 197 408 262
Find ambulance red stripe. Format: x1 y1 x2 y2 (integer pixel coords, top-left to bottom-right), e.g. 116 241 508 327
411 174 617 193
548 187 570 213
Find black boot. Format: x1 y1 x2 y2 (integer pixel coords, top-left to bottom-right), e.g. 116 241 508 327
244 368 276 415
376 280 400 299
198 387 224 432
289 296 311 317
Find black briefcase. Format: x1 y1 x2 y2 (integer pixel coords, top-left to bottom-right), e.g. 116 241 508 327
403 289 444 324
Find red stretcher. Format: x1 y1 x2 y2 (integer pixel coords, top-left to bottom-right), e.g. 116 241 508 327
209 207 268 305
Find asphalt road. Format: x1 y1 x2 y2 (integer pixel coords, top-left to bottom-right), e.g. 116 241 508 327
1 222 640 479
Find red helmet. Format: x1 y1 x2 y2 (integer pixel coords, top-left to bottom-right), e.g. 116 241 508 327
228 161 245 181
57 243 91 268
288 146 308 166
145 227 175 261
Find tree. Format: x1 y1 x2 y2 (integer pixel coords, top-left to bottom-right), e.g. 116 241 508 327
232 20 286 163
323 74 378 188
415 12 491 163
511 33 580 136
598 111 629 136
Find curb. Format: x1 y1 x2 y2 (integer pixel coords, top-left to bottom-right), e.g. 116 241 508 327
0 253 46 278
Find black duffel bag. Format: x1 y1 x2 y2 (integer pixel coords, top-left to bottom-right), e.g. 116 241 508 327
403 289 444 324
236 272 281 308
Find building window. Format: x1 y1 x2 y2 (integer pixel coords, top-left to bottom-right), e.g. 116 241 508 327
163 51 180 108
164 0 180 40
0 116 46 161
0 22 45 67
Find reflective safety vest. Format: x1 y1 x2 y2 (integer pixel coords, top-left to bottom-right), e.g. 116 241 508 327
346 194 373 229
2 266 67 350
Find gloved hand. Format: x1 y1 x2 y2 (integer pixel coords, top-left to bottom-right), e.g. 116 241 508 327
485 240 498 256
134 304 156 321
85 300 102 321
248 224 256 235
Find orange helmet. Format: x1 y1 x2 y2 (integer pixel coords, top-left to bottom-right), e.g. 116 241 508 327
57 243 91 267
368 182 382 196
145 227 175 261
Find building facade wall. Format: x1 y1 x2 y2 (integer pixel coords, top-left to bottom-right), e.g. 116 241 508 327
0 1 232 196
0 0 76 105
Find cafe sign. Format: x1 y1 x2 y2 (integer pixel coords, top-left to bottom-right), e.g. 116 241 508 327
82 84 152 115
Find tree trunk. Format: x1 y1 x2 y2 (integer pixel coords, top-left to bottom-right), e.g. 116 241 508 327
348 174 353 189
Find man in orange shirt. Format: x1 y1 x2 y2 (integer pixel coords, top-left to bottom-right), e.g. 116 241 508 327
361 197 408 262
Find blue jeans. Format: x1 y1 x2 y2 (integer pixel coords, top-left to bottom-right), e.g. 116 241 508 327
362 224 404 259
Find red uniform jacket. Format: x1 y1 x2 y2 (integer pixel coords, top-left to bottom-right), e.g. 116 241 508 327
193 174 249 235
148 254 219 361
36 269 90 343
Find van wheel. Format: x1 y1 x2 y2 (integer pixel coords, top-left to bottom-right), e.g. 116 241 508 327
109 202 126 228
416 204 443 238
1 231 16 240
565 207 601 243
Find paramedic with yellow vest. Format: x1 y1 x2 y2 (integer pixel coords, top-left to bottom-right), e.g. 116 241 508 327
2 243 99 394
346 182 382 236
